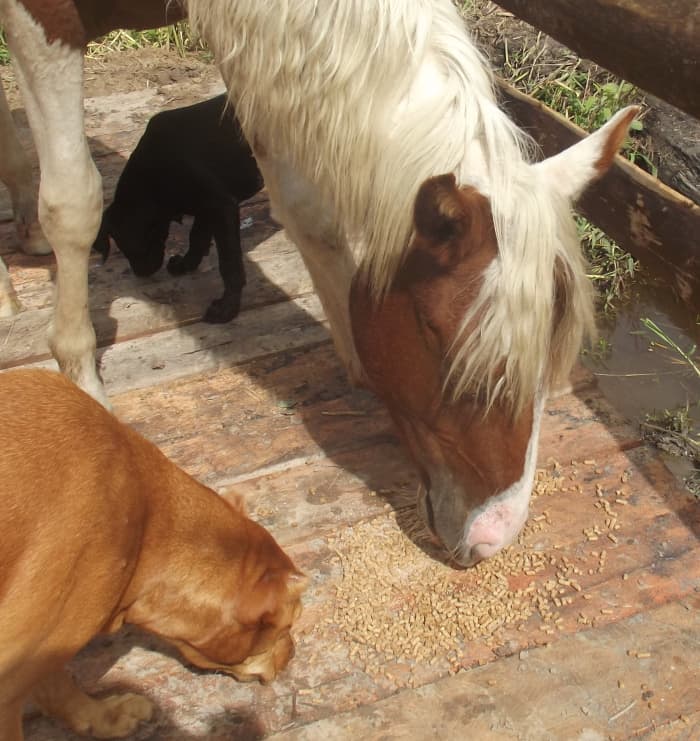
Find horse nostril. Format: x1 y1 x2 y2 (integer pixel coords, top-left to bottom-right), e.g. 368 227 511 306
469 542 500 563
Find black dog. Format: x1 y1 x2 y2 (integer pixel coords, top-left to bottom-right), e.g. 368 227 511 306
93 94 263 323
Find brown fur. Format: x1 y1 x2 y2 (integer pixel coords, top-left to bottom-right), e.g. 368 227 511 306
18 0 186 48
351 175 534 552
0 369 305 740
594 106 640 175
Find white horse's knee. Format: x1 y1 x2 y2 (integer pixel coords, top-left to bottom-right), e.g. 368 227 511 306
38 160 102 251
3 5 107 404
40 161 105 405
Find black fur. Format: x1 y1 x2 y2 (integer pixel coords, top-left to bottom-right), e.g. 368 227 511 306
93 94 263 323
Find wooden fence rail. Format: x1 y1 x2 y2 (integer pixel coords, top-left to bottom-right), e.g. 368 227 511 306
499 83 700 313
491 1 700 312
494 0 700 119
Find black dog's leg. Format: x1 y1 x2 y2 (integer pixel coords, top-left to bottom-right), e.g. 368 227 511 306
92 210 112 262
167 215 212 275
203 204 246 324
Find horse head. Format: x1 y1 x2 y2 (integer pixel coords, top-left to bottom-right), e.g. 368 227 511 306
350 107 638 567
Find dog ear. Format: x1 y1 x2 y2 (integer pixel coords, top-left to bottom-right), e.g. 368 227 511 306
286 570 308 598
237 567 307 625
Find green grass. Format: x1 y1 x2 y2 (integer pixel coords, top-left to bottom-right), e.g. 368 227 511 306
500 35 655 175
0 23 207 65
639 317 700 379
578 218 640 313
0 30 11 65
86 23 207 59
580 335 614 363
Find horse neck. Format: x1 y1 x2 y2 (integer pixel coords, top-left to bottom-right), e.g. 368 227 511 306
189 0 529 286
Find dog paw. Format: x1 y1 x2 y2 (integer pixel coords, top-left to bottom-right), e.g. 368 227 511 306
167 253 196 275
72 693 154 739
203 296 241 324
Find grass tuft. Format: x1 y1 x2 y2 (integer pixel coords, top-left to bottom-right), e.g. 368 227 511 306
86 23 207 59
639 317 700 379
0 30 10 65
579 218 640 313
0 23 207 65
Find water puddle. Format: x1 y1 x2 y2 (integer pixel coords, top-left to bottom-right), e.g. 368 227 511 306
581 278 699 494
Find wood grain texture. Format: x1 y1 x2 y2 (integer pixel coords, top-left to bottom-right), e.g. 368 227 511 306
2 75 696 741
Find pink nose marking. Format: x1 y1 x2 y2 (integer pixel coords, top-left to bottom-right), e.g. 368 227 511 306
469 542 502 562
466 501 528 555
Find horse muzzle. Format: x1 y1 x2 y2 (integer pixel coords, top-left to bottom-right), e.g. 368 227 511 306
416 473 530 568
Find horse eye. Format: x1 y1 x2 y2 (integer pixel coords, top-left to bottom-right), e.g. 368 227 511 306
420 314 441 347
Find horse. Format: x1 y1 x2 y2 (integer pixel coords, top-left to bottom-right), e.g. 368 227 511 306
0 0 637 567
0 0 186 403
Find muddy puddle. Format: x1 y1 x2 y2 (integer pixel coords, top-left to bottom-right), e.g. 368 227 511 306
581 278 700 494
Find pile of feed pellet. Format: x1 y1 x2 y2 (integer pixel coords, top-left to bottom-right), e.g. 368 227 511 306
314 460 632 682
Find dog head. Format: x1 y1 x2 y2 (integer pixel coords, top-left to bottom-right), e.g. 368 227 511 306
173 562 306 684
93 202 169 277
124 502 306 684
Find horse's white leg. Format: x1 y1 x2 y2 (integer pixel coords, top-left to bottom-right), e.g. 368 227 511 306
0 256 21 317
258 157 366 384
5 5 107 405
0 78 50 255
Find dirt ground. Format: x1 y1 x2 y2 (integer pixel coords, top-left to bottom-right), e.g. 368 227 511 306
1 46 220 108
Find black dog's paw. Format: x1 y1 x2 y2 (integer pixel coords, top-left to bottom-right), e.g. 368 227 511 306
203 295 242 324
167 253 198 275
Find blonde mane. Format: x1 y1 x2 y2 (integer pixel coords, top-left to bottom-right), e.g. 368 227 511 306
188 0 594 412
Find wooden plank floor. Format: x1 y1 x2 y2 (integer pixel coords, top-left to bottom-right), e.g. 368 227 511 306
1 78 698 741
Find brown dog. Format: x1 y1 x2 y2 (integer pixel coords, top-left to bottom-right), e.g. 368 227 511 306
0 369 305 740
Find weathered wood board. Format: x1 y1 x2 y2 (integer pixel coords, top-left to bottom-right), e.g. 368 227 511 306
1 72 698 741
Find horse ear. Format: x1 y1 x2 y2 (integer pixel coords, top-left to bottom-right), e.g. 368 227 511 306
534 106 640 201
413 173 469 243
